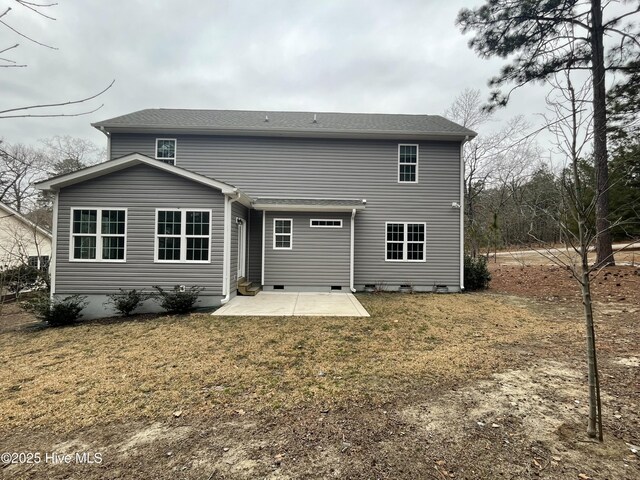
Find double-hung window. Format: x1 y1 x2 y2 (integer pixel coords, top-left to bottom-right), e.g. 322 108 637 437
273 218 292 249
71 208 127 261
398 144 418 183
385 222 426 262
156 138 176 165
156 209 211 262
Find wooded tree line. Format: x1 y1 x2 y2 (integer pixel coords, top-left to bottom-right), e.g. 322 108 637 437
450 87 639 258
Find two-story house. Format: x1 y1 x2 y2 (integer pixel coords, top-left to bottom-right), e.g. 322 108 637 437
36 109 476 318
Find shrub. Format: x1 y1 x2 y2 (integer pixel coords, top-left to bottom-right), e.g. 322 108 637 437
1 265 41 294
464 254 491 291
153 285 203 314
106 289 153 316
22 294 87 326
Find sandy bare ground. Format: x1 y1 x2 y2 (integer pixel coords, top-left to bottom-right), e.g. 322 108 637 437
1 285 638 479
492 242 640 266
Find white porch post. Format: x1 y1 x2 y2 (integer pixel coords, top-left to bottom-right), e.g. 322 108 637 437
221 192 239 304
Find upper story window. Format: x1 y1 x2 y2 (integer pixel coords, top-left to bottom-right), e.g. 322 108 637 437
156 138 177 165
273 218 292 250
398 144 418 183
310 219 342 228
385 222 425 262
71 208 127 262
155 209 211 263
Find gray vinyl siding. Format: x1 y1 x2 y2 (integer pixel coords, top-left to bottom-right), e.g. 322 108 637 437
264 212 350 288
247 209 262 283
55 164 224 296
230 201 248 292
111 134 462 288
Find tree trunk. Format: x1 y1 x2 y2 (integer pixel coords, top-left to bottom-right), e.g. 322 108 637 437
580 265 603 440
591 0 615 267
570 72 603 440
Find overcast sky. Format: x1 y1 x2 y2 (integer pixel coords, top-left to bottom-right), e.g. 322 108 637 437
2 0 551 150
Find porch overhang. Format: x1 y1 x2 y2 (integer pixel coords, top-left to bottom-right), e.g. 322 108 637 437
252 197 366 212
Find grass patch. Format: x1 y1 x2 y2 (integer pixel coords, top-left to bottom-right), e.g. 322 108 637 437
0 293 571 434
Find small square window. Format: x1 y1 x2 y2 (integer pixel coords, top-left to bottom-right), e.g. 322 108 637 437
156 139 176 164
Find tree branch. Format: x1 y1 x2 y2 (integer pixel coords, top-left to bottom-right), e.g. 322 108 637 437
0 79 115 118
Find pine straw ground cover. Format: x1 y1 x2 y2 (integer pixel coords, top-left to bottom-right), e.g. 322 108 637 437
0 293 566 435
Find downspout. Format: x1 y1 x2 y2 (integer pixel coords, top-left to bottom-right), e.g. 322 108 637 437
460 136 469 291
220 190 240 304
350 208 356 293
99 126 111 160
49 190 59 302
261 210 266 286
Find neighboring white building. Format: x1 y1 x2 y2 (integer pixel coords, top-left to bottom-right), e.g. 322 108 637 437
0 201 52 272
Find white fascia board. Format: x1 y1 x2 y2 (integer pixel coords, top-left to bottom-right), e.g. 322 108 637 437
34 153 238 195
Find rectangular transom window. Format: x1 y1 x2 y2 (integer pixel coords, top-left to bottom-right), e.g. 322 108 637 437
398 144 418 183
71 208 127 261
310 219 343 228
156 138 177 164
273 218 292 250
385 222 426 262
156 209 211 262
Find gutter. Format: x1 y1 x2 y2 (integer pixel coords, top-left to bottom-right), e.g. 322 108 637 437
350 208 356 293
220 189 240 304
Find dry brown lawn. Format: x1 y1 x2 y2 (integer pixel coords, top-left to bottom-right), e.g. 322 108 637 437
0 290 638 479
1 294 551 433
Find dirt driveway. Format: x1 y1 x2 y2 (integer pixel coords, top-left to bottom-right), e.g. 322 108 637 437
1 277 638 479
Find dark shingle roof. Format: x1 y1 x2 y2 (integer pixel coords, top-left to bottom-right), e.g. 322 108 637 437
93 109 476 139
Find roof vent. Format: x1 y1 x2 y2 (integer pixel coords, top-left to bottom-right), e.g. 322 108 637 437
313 113 317 123
265 114 269 122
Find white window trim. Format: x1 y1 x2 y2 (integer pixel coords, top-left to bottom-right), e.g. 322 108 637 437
310 219 343 228
398 144 419 184
384 221 427 262
155 138 177 164
273 218 293 250
69 207 128 263
154 208 212 263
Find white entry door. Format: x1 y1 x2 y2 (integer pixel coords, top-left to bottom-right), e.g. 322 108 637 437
237 219 246 278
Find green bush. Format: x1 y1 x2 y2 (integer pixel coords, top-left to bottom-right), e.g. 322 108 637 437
1 265 41 294
152 285 203 314
22 294 87 326
464 255 491 291
106 288 153 316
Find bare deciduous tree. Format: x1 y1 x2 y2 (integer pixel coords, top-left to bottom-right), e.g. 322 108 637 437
0 141 47 212
530 71 638 440
445 89 539 257
41 135 106 175
0 1 113 119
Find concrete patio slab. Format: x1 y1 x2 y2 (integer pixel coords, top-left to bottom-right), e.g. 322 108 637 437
212 292 369 317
